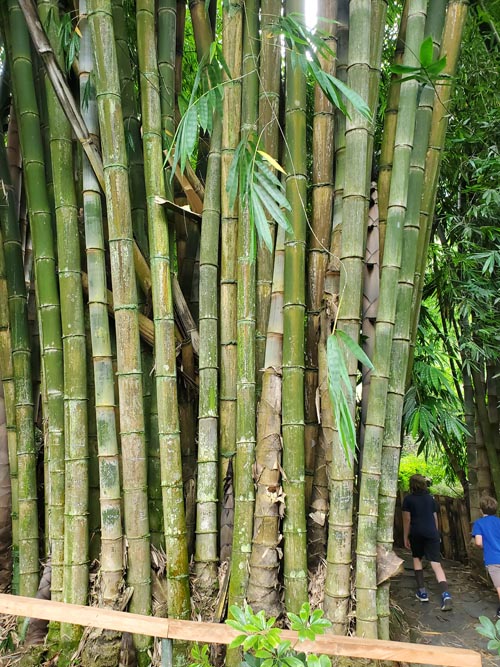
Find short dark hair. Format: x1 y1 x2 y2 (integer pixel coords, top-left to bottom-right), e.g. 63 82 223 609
480 495 498 516
409 474 430 494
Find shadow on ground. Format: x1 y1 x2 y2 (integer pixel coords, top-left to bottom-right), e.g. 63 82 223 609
390 549 500 666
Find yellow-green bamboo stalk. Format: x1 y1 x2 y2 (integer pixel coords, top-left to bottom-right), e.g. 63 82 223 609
255 0 281 396
356 0 427 638
38 0 89 628
5 0 65 599
79 0 124 605
377 1 408 262
87 2 151 661
228 0 259 613
376 0 448 639
247 224 285 616
195 118 222 589
137 0 191 637
282 0 308 613
409 0 469 370
306 0 337 531
219 0 243 552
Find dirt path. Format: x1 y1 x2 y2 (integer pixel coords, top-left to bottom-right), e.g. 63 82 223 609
390 549 500 666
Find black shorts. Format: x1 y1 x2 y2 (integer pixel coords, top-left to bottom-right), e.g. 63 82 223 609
409 535 441 562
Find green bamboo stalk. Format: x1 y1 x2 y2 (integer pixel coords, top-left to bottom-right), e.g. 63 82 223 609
356 0 427 638
247 224 285 616
228 0 259 612
219 0 243 553
195 118 222 589
79 0 124 604
147 360 163 547
376 0 448 640
0 138 20 596
282 0 308 613
306 0 337 538
87 1 151 661
0 222 14 592
38 0 89 626
136 0 191 636
255 0 281 397
85 313 101 564
409 0 469 374
5 0 65 599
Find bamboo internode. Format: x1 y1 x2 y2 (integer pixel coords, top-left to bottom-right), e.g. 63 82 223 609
0 595 482 667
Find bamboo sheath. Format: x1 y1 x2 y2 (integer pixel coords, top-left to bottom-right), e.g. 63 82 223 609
0 595 483 667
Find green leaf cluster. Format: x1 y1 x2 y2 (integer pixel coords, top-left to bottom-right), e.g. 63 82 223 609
189 603 332 667
270 14 371 121
476 616 500 654
390 36 447 85
226 139 292 251
327 330 374 463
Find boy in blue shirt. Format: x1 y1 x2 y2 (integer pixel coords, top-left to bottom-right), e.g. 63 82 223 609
472 495 500 619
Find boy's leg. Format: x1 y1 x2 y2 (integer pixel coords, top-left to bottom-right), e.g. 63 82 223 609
426 538 452 610
409 536 428 601
485 565 500 617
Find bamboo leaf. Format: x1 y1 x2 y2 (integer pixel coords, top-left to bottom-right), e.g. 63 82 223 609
335 329 375 371
251 189 274 251
257 150 287 175
253 183 291 235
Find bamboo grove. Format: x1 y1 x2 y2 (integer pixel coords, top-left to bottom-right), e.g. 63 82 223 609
0 0 473 663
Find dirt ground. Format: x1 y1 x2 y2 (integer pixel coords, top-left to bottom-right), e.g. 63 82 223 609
390 548 500 667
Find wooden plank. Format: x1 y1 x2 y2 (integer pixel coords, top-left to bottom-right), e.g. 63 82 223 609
0 595 482 667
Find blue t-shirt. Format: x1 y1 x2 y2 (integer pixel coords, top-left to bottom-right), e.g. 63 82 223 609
472 515 500 566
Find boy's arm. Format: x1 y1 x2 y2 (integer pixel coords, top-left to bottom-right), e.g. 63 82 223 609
433 512 439 531
474 534 483 548
403 511 411 549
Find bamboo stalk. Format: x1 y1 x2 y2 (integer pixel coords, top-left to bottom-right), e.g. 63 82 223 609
306 0 337 528
6 0 64 599
137 0 191 638
228 0 259 614
38 0 89 629
87 1 151 661
195 119 222 588
409 0 469 374
219 0 243 555
0 140 21 596
376 0 448 640
79 0 124 605
255 0 281 396
356 0 427 638
247 225 285 616
282 0 308 613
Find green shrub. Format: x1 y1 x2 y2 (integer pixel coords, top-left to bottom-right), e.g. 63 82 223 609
398 454 450 493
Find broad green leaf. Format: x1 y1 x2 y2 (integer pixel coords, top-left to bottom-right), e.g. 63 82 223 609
419 36 434 68
477 616 497 640
228 633 247 649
